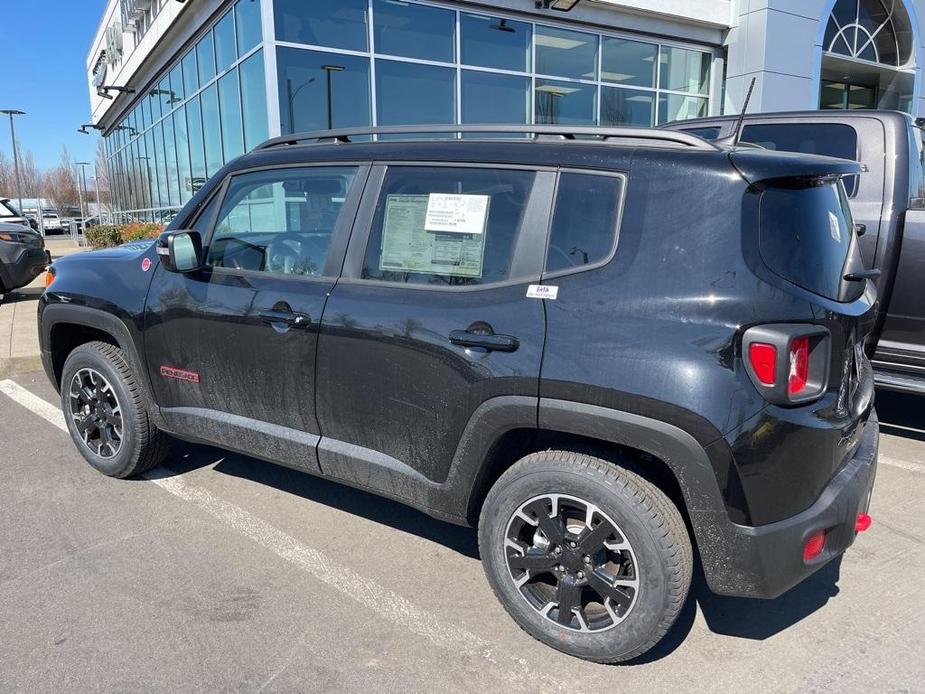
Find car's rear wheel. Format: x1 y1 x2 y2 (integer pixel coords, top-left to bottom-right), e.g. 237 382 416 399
60 341 168 478
479 450 692 663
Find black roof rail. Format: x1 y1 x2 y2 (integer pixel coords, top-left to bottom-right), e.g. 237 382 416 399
255 124 721 152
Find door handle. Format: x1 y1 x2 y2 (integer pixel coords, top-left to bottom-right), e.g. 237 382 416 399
449 330 519 352
259 309 311 328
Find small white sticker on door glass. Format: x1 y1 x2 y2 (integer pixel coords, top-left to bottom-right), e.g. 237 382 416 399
828 210 842 243
424 193 490 234
527 284 559 300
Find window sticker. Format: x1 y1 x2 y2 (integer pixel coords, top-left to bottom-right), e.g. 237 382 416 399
425 193 490 234
828 210 842 243
380 194 488 278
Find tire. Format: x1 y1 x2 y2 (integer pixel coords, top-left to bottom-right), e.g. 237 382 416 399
478 450 692 663
60 341 168 478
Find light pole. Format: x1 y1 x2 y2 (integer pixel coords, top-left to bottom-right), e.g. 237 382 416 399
284 64 344 134
321 65 345 131
75 161 91 225
0 109 26 217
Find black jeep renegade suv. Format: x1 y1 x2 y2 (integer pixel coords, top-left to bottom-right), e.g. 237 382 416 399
39 125 878 663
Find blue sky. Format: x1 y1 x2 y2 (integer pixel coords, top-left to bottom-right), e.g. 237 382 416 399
0 0 108 171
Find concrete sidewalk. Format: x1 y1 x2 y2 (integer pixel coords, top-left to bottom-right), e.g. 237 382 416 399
0 238 85 377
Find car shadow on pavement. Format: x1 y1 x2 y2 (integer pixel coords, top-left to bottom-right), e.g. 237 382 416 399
875 389 925 442
0 287 43 305
162 441 482 559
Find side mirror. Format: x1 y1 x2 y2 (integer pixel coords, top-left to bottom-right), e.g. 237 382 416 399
156 230 203 273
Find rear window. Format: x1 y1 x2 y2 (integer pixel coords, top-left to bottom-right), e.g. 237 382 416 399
741 123 860 197
680 126 721 140
759 179 863 302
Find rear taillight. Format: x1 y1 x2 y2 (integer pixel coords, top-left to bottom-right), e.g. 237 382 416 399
743 325 830 405
803 530 826 561
788 336 810 396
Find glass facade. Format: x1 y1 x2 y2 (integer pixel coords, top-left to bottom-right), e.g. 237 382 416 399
104 0 714 220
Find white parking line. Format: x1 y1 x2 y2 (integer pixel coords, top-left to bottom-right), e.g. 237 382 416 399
0 378 566 693
878 455 925 474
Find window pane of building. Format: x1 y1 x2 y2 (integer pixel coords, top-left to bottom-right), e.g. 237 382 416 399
376 60 454 126
174 108 193 203
201 83 224 176
158 77 173 117
659 46 710 94
163 114 181 206
197 31 216 85
219 69 245 163
373 0 454 63
147 88 161 122
657 93 708 124
535 25 597 80
182 50 199 95
601 86 655 126
274 0 368 51
240 50 269 151
186 96 208 194
601 37 657 88
145 130 160 208
461 71 529 125
169 64 185 103
214 11 237 74
153 122 169 208
546 173 622 273
277 48 371 134
535 79 596 124
460 13 531 72
235 0 262 55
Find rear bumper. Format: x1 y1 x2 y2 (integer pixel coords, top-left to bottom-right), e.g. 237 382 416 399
706 411 878 599
0 247 48 290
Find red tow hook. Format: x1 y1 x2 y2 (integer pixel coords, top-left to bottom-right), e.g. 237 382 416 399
855 513 872 533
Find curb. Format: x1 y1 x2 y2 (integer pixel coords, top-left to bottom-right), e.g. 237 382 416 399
0 355 45 378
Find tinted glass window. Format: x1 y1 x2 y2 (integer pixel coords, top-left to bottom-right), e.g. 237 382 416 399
173 108 193 204
461 71 529 126
910 128 925 208
460 13 531 72
214 11 238 73
362 167 535 286
373 0 454 62
200 84 223 177
210 166 359 276
741 123 860 197
277 48 371 133
196 31 216 85
680 126 721 140
240 50 269 151
186 97 207 194
601 87 655 126
181 50 199 95
601 38 657 88
535 25 598 80
659 46 710 94
235 0 262 55
759 181 861 301
376 60 455 127
274 0 368 51
535 79 596 124
546 173 622 273
218 69 244 162
169 65 185 103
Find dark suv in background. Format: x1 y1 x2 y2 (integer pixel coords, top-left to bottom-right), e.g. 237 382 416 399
0 222 48 295
39 125 877 663
665 110 925 395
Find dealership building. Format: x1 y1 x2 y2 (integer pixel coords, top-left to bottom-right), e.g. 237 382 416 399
87 0 925 220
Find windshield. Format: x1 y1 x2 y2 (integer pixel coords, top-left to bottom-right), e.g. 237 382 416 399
0 200 21 217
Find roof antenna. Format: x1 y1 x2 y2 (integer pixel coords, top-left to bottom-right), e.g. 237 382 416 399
717 77 756 148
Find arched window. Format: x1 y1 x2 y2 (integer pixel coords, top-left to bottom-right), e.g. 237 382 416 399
823 0 914 67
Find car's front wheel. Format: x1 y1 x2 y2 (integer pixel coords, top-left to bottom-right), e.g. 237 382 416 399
479 450 692 663
60 341 168 478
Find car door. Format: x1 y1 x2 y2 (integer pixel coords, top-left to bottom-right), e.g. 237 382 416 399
144 163 369 473
314 163 553 501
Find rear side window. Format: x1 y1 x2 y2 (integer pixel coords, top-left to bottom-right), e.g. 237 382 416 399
361 166 535 286
545 172 623 274
759 180 862 302
908 127 925 208
680 126 721 140
741 123 860 197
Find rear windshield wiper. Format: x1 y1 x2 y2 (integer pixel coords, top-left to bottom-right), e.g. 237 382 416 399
844 269 881 282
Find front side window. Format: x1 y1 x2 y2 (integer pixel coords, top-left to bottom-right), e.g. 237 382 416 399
546 173 623 273
361 167 535 286
208 166 360 276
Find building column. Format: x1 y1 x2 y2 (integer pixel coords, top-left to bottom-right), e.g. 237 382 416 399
724 1 828 114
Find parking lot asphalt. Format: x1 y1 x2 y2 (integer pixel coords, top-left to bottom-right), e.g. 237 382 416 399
1 371 923 694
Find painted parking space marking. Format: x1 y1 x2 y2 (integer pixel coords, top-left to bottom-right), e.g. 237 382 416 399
0 378 566 693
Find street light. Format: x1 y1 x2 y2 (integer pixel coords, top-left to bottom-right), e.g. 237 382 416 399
75 161 91 222
321 65 345 131
0 109 26 217
285 64 345 134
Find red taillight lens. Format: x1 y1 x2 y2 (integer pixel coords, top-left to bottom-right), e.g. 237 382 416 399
748 343 777 385
788 336 810 396
803 529 826 561
855 513 872 533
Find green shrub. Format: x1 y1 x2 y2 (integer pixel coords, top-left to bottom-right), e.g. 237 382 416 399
85 224 123 249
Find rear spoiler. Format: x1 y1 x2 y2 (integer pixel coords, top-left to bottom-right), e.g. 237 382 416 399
731 150 863 187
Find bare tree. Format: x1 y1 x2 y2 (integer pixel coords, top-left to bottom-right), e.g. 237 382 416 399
42 148 79 216
0 150 15 199
18 150 43 198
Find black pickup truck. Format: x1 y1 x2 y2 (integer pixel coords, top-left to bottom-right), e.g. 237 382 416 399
665 110 925 394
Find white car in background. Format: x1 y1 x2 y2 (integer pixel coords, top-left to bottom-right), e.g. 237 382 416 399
40 209 66 233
